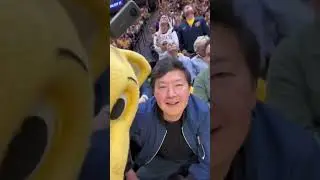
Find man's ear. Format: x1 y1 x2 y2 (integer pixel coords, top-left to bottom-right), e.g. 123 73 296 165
256 78 266 102
190 86 193 94
116 48 151 87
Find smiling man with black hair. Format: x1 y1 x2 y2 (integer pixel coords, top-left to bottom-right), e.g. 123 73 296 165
211 1 320 180
126 57 210 180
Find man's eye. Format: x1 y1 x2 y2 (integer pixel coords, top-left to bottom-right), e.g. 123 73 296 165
176 84 183 87
159 86 167 89
212 72 234 79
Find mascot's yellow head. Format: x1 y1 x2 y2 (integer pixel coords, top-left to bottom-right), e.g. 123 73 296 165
0 0 108 179
110 46 151 180
0 0 149 179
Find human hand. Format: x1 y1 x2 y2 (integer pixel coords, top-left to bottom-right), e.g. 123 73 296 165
138 95 148 104
160 43 167 51
125 169 139 180
156 40 161 47
182 50 190 57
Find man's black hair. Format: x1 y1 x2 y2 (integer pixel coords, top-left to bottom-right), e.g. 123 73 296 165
212 0 261 82
150 56 192 90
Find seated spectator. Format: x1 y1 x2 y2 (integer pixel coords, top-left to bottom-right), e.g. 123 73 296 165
212 1 320 179
177 4 209 56
191 35 210 76
266 0 320 138
125 59 210 180
193 68 210 105
232 0 314 76
154 15 179 60
156 12 183 32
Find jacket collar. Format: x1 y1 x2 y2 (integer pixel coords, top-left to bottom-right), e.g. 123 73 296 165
154 102 186 126
150 96 196 126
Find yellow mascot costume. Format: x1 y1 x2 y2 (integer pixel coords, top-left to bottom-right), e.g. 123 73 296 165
110 46 151 180
109 1 151 179
0 0 150 179
0 0 107 179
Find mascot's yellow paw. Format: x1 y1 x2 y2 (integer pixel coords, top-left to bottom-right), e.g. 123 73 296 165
110 46 151 180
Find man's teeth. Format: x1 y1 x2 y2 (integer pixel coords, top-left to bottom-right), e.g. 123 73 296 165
167 102 178 105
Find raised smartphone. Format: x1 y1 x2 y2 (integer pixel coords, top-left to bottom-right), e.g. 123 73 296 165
110 0 141 39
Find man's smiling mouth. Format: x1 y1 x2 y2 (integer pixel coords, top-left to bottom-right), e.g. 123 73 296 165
166 101 179 105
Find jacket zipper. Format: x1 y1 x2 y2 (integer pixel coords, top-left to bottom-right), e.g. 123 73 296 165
144 130 167 165
197 136 205 160
181 127 196 155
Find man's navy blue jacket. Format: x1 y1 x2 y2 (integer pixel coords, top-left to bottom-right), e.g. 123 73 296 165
78 129 109 180
78 70 109 180
129 95 210 179
78 100 320 180
227 102 320 180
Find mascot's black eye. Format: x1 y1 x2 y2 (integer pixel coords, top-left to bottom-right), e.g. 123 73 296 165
110 98 126 120
0 116 47 179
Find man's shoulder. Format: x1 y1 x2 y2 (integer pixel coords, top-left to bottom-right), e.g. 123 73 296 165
187 95 209 116
137 97 156 114
273 22 317 57
79 129 109 180
195 68 209 81
254 102 315 144
132 98 157 128
253 102 320 167
199 68 209 76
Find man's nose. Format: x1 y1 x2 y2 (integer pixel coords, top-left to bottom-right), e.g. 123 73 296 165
167 86 177 97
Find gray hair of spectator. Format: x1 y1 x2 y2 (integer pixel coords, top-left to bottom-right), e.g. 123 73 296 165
193 35 210 53
150 57 192 90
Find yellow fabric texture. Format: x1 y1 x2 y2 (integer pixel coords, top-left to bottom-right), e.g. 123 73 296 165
186 17 195 27
257 79 266 102
110 46 151 180
0 1 108 180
